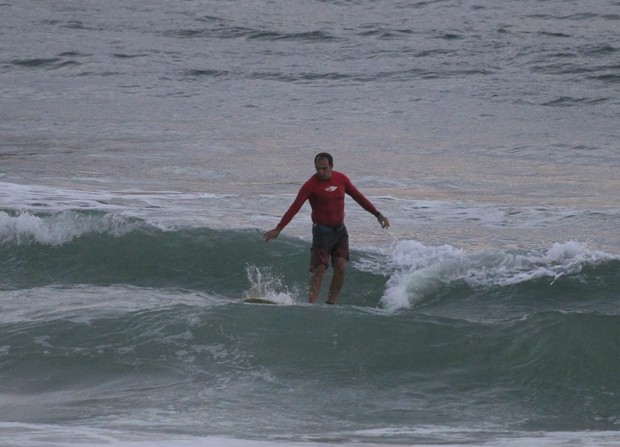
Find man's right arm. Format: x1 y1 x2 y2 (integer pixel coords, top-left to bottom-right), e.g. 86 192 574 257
263 227 282 242
263 178 313 242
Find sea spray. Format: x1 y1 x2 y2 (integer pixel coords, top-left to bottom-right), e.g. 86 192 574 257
243 265 297 305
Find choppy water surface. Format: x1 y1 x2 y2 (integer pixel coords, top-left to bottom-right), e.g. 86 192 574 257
1 0 619 446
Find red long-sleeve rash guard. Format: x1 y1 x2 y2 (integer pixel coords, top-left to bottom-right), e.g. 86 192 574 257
277 171 379 230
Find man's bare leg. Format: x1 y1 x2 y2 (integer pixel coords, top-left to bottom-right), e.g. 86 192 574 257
326 257 347 304
308 264 327 303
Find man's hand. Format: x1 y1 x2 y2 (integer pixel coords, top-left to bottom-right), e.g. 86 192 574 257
263 227 281 242
377 214 390 229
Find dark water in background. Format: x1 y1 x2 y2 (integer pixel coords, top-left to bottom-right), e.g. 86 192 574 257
1 0 619 445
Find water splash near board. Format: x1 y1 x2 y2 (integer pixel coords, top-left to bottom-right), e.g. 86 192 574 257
242 265 296 305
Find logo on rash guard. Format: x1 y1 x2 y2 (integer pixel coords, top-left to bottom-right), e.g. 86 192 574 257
325 186 338 192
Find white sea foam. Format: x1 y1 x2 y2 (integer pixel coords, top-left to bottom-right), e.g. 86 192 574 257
0 210 136 245
379 239 617 311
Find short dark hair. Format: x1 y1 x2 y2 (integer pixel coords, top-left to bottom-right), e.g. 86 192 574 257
314 152 333 166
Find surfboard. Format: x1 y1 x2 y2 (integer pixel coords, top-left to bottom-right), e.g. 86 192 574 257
242 296 278 305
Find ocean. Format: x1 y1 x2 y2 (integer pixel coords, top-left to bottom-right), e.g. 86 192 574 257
1 0 619 446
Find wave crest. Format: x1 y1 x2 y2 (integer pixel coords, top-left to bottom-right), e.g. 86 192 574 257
380 240 618 311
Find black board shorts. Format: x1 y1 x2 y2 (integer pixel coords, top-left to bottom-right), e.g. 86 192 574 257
310 223 349 271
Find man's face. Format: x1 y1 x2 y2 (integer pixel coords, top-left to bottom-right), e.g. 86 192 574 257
315 158 333 180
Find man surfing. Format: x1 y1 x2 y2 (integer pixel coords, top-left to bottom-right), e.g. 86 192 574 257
263 152 390 304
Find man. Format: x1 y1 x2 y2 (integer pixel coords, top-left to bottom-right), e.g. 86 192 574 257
263 152 390 304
